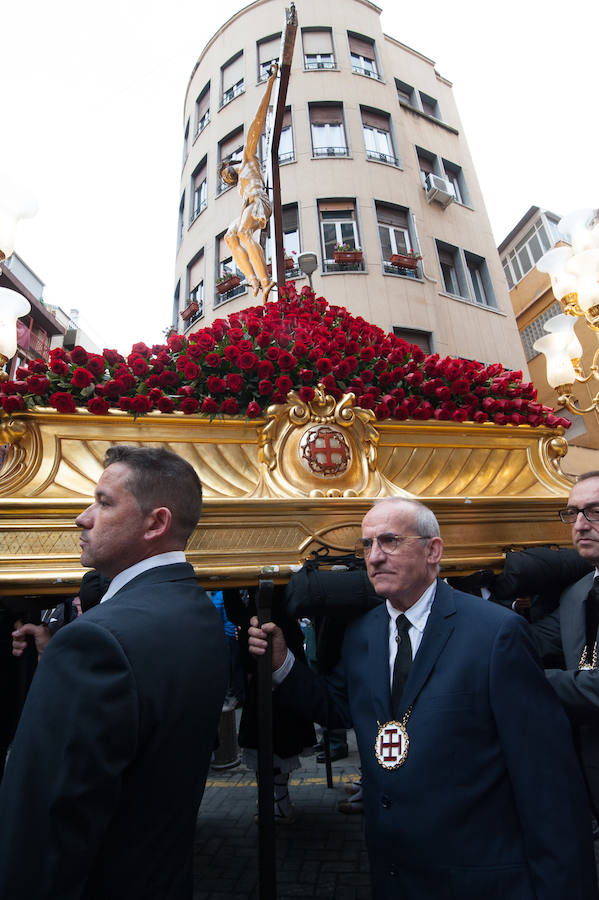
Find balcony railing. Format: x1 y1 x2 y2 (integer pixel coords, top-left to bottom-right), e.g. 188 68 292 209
383 261 418 278
28 330 50 358
190 199 207 225
214 281 246 307
219 81 244 109
366 149 399 166
352 64 381 80
324 259 364 273
305 60 336 70
313 146 348 158
194 111 210 139
278 150 295 164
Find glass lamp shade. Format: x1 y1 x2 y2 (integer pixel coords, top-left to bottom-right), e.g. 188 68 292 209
0 174 38 259
536 246 576 300
543 314 583 360
558 208 596 254
0 287 31 358
566 249 599 312
532 332 576 388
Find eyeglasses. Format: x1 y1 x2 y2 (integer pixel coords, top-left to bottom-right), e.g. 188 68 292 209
355 533 428 559
558 506 599 524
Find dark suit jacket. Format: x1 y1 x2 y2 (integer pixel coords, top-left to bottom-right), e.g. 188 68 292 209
0 563 228 900
277 578 597 900
531 570 599 819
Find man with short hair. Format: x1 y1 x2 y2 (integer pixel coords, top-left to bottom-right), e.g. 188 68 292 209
0 445 227 900
249 497 597 899
530 470 599 875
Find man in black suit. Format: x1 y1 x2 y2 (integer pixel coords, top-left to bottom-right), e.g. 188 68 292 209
250 497 597 899
529 471 599 876
0 445 227 900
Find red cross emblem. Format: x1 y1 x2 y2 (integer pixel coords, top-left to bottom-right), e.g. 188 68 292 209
374 721 409 769
299 426 351 477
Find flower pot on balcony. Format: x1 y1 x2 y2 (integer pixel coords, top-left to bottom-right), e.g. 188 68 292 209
334 251 363 264
180 300 199 321
390 254 420 270
285 257 294 270
216 275 241 295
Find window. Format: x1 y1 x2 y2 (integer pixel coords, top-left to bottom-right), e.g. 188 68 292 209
361 108 398 165
416 147 436 185
182 120 190 166
279 108 294 163
465 251 495 307
302 28 335 69
257 34 280 82
393 327 432 354
173 282 180 331
348 33 380 79
442 160 469 206
419 91 441 120
216 234 246 306
220 52 244 108
319 200 363 272
437 242 466 297
190 158 207 223
395 78 416 107
436 240 497 308
265 203 301 276
310 103 347 157
501 216 555 287
195 83 210 137
217 127 244 194
376 202 418 277
520 302 562 360
186 253 205 323
177 193 185 248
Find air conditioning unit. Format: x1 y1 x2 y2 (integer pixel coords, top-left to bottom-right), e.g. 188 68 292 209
424 173 455 208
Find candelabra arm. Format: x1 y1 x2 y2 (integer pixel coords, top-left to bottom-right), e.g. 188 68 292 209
555 388 599 417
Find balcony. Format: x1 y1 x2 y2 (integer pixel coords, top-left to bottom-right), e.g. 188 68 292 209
383 261 418 278
351 64 381 80
305 60 336 70
219 81 244 109
190 200 207 225
194 111 210 139
278 150 295 165
366 149 399 166
214 279 246 307
313 146 348 158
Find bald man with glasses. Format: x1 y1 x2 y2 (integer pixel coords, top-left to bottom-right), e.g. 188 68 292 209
249 497 596 900
528 471 599 879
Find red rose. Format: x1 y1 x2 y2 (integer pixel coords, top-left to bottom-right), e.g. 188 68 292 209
192 333 216 353
256 360 274 379
177 385 195 397
157 396 175 413
130 395 152 414
258 379 273 396
239 351 258 371
299 387 315 403
87 397 110 415
256 330 272 348
103 349 124 366
393 403 410 420
201 397 218 414
224 345 240 365
294 341 308 358
374 401 392 420
228 328 244 343
434 408 452 421
527 414 544 427
405 371 423 388
2 394 25 413
49 347 68 361
493 412 508 425
167 334 186 353
180 397 200 415
130 357 150 377
119 397 132 411
473 411 489 424
148 388 163 402
131 342 152 358
359 347 375 363
237 340 254 354
206 376 226 394
183 362 201 380
26 374 51 395
49 359 69 376
118 372 136 391
452 409 469 423
226 373 244 393
220 398 239 415
316 357 332 374
245 317 262 337
204 353 221 368
451 378 470 395
278 351 297 372
86 355 106 378
104 380 126 399
275 375 293 394
246 401 262 418
159 371 179 388
186 342 203 360
49 392 77 413
176 356 190 372
266 347 280 362
299 368 314 384
70 346 89 366
70 368 94 389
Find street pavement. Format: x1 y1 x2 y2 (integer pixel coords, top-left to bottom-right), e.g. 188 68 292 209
193 723 369 899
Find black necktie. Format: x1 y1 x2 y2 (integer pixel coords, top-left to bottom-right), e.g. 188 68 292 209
585 578 599 654
391 614 412 719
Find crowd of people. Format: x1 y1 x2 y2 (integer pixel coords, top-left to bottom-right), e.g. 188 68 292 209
1 444 599 899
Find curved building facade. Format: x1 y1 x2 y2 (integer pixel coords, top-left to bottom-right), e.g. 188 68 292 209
174 0 526 370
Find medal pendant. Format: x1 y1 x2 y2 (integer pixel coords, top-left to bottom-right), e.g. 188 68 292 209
374 719 409 770
580 664 594 671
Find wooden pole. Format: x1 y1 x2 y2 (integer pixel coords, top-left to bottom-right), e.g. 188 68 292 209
267 4 297 296
256 577 276 900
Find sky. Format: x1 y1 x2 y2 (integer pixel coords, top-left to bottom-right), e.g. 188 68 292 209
1 0 597 353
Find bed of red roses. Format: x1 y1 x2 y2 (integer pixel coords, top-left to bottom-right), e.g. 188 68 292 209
0 283 569 428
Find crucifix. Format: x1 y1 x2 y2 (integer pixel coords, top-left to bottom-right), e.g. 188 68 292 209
220 4 297 305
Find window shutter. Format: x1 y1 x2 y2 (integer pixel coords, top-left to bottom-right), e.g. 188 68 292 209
302 29 332 54
361 108 389 130
349 34 374 58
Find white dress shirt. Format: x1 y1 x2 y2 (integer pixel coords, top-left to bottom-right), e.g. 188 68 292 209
100 551 187 603
386 580 436 689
